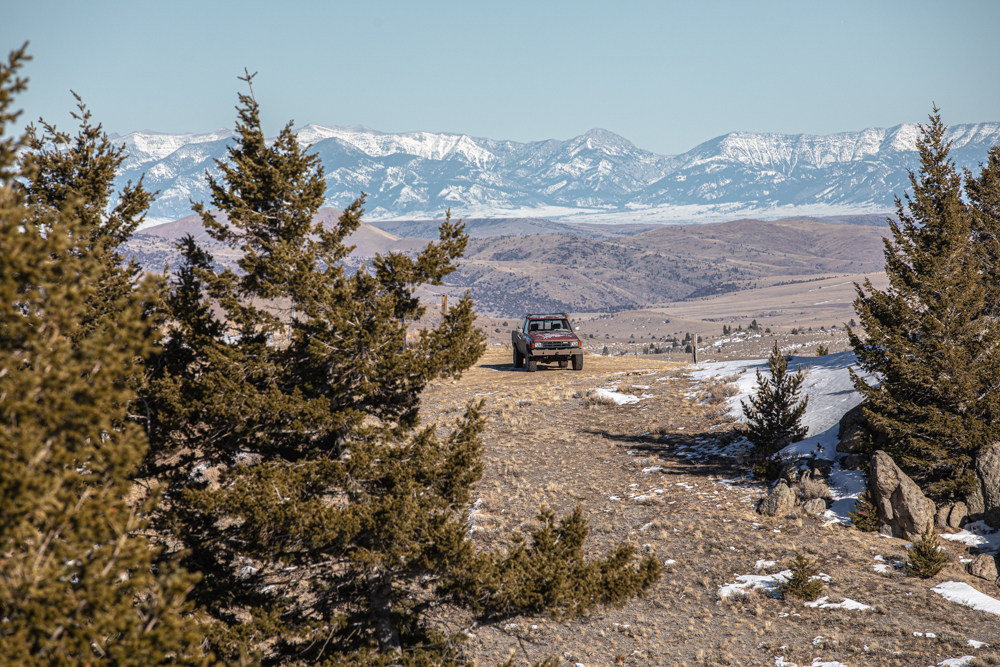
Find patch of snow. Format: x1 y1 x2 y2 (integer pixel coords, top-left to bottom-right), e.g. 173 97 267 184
590 387 643 405
938 658 976 666
691 351 874 521
932 581 1000 616
967 639 989 648
804 596 871 611
774 659 850 667
939 521 1000 553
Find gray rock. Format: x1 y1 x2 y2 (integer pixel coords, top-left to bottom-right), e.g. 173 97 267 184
836 404 868 454
803 498 827 516
842 453 869 470
811 459 834 478
870 450 936 539
779 463 799 486
757 483 796 517
935 504 952 529
975 442 1000 529
966 554 999 583
966 480 986 523
948 501 968 530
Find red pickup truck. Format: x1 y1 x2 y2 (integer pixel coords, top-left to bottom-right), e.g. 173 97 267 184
511 313 584 372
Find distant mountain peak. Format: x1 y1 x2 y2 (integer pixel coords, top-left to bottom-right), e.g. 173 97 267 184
112 121 999 227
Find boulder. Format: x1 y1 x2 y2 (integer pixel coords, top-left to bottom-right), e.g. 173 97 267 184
935 504 952 529
966 481 986 523
803 498 827 516
842 453 870 471
836 404 868 454
811 459 834 478
948 501 968 530
975 442 1000 529
779 463 799 486
757 483 796 517
965 554 999 583
870 450 936 539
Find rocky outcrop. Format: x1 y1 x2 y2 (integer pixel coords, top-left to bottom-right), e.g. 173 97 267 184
975 442 1000 529
757 483 796 517
870 450 936 539
842 453 870 470
948 501 968 530
966 554 999 584
935 504 952 529
836 404 868 454
803 498 827 516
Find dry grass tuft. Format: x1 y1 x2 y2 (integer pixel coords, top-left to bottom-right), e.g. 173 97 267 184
795 472 832 501
616 383 646 396
705 381 740 404
581 388 617 408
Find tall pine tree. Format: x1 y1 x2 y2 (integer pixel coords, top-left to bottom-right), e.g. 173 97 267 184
22 91 154 338
140 73 659 665
0 44 213 666
849 109 1000 499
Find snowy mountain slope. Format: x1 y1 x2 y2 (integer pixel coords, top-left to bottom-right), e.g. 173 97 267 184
640 123 1000 210
107 122 1000 225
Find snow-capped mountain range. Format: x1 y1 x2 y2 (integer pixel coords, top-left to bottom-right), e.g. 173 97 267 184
109 121 1000 226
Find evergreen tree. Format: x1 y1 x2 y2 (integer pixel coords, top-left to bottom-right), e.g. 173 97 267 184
904 522 949 578
141 73 659 665
776 553 823 601
22 92 154 337
741 342 808 469
967 145 1000 319
848 110 1000 499
0 45 212 666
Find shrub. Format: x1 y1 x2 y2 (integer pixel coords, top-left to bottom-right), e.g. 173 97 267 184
816 344 830 356
795 472 831 501
849 488 881 532
905 522 950 578
777 553 824 601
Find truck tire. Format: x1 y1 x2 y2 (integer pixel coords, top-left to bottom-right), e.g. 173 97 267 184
513 347 524 369
572 354 583 371
527 358 537 373
558 360 568 368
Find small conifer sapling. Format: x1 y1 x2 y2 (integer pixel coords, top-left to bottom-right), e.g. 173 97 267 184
777 553 824 601
848 487 880 532
904 522 949 578
741 342 809 479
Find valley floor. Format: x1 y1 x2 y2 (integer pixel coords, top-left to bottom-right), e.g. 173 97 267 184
421 349 1000 667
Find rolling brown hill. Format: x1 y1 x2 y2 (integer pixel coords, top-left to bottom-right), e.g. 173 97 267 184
438 217 887 316
125 207 426 273
125 212 888 319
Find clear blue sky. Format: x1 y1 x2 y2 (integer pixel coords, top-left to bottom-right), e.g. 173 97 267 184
5 0 999 155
